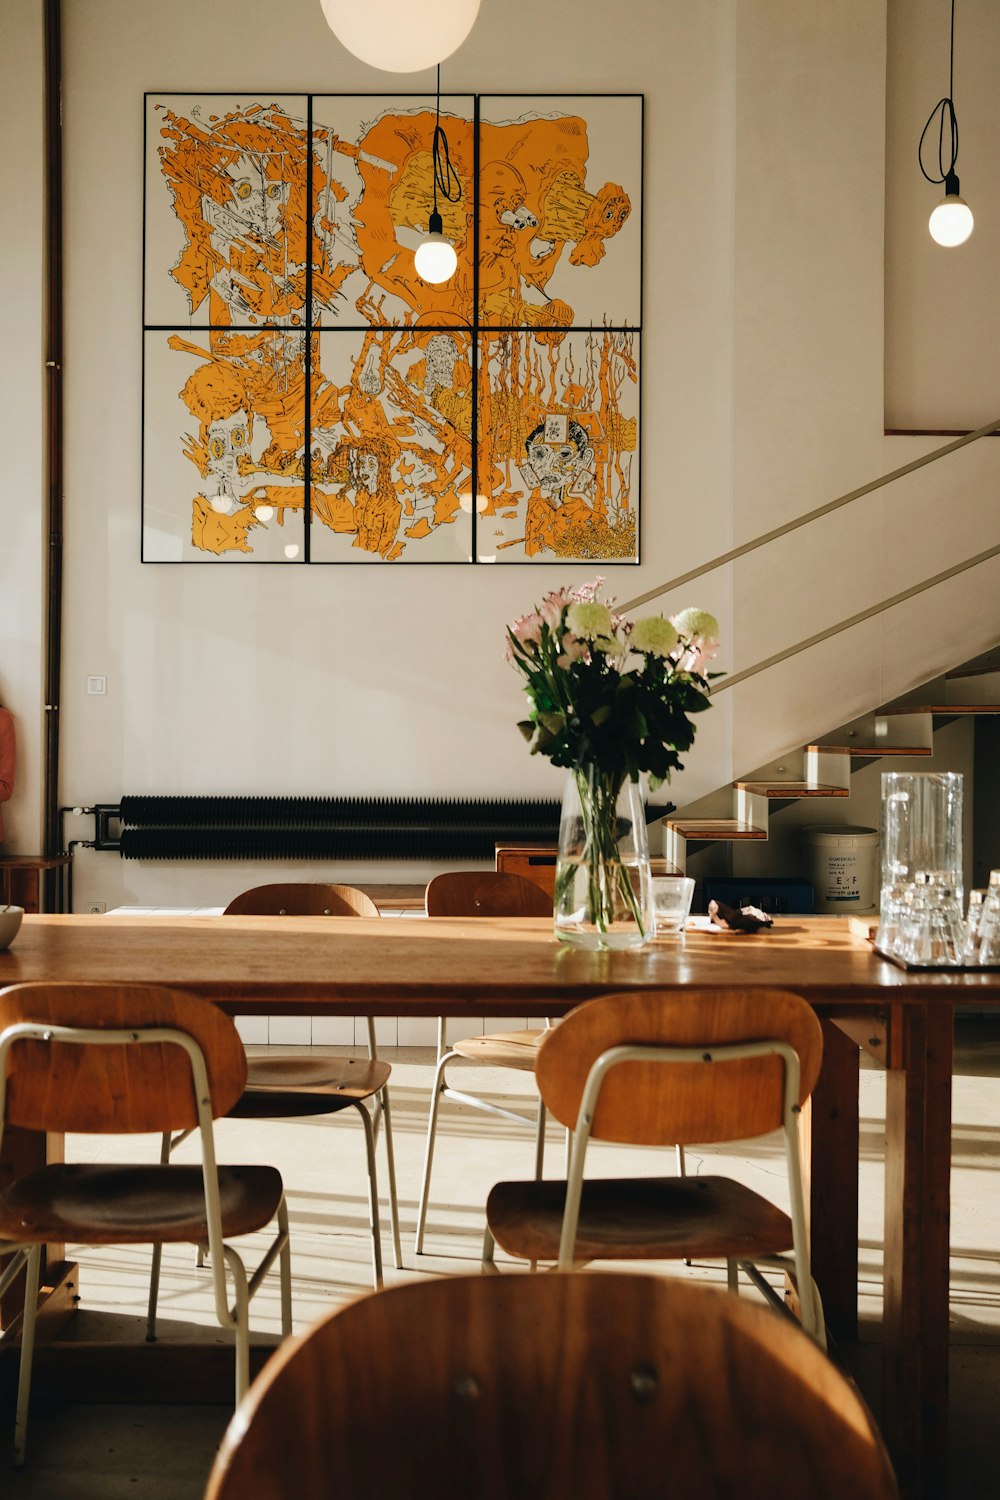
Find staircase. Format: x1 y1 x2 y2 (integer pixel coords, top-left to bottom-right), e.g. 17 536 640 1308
663 658 1000 878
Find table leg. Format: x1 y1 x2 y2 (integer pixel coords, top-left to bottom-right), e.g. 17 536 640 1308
883 1003 952 1500
805 1018 861 1341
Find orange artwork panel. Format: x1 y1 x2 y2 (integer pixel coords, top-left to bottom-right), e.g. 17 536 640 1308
142 93 641 564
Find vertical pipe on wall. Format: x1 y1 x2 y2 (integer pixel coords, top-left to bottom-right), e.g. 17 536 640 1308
42 0 63 866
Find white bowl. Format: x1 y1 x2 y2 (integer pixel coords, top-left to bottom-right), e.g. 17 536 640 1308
0 906 24 951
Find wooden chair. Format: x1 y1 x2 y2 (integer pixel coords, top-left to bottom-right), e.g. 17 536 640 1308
483 987 826 1343
203 1272 898 1500
0 981 292 1466
152 883 400 1321
414 870 555 1255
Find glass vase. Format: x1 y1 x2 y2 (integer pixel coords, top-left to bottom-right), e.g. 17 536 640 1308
553 765 653 950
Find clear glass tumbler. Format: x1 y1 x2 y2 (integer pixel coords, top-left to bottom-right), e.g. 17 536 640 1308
975 871 1000 966
650 875 695 938
895 872 964 967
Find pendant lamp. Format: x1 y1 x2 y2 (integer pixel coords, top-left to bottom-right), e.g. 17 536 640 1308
414 66 460 285
319 0 480 73
919 0 974 247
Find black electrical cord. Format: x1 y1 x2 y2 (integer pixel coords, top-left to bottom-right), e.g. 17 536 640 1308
918 0 961 186
431 62 462 220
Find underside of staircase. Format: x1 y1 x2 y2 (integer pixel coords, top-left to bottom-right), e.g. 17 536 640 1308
663 651 1000 881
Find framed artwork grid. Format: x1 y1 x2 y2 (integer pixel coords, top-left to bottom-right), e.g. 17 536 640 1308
143 92 642 565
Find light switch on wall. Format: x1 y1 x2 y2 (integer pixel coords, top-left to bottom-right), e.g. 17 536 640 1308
86 675 107 695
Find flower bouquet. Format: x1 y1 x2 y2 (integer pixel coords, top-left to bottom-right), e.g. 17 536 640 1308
506 579 719 948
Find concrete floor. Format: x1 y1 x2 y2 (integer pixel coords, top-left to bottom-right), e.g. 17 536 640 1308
3 1024 1000 1498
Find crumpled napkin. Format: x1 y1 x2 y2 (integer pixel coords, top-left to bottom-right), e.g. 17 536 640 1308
707 899 774 933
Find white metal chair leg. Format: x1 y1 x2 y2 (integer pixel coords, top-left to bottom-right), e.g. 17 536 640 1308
414 1048 454 1254
533 1097 547 1179
13 1244 42 1467
481 1223 500 1273
354 1099 384 1289
220 1246 251 1404
678 1144 692 1264
378 1086 403 1270
365 1017 401 1270
146 1244 163 1342
277 1198 293 1338
146 1129 175 1339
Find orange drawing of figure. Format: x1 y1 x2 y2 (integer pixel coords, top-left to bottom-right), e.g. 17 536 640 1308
312 433 402 559
477 115 631 325
157 101 363 336
521 414 598 558
178 356 304 554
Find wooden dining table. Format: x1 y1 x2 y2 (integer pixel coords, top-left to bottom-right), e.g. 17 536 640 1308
2 910 997 1499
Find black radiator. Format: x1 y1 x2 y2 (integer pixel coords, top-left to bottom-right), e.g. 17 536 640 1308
113 795 563 862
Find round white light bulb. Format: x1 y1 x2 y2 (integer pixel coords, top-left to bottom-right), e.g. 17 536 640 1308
319 0 480 73
929 194 974 247
414 232 458 284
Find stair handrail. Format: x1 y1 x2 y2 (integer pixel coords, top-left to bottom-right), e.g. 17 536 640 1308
712 541 1000 693
618 415 1000 615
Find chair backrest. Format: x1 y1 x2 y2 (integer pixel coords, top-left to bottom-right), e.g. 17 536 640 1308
0 982 246 1135
425 870 551 917
224 883 380 918
535 988 823 1145
204 1271 898 1500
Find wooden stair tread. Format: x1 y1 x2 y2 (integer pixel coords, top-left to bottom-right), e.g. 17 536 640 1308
663 820 767 840
734 781 849 798
804 743 933 757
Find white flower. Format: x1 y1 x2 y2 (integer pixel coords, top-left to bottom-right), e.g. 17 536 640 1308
671 607 719 644
566 600 614 640
630 615 679 657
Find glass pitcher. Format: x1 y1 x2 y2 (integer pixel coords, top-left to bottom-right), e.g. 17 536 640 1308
875 772 964 961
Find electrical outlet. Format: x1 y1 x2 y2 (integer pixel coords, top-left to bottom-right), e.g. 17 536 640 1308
86 900 106 914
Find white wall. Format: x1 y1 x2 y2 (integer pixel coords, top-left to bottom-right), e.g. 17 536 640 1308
886 0 1000 429
4 0 999 913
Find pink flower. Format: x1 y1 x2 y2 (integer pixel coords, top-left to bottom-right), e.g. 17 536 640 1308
511 610 544 647
681 643 717 676
556 632 590 669
539 589 570 628
670 608 719 677
571 576 606 603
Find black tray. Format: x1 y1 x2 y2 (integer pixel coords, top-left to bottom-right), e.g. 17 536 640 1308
872 943 1000 972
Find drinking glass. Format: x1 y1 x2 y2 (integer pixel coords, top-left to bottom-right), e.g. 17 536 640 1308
651 875 695 938
975 871 1000 966
963 889 987 964
894 872 964 967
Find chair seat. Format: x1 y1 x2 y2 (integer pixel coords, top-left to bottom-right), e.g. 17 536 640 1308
0 1163 284 1245
486 1175 794 1264
233 1055 392 1118
450 1030 546 1071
